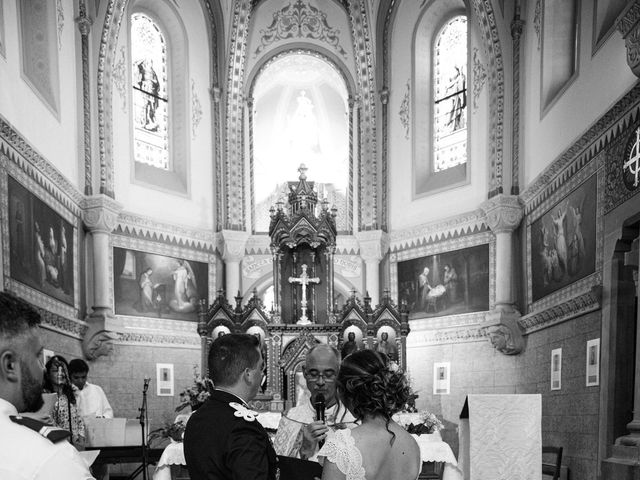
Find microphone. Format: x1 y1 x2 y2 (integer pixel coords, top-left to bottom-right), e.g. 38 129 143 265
314 393 326 422
143 377 151 393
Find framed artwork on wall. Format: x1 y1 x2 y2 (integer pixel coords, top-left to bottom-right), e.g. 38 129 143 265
530 174 597 303
112 247 209 322
156 363 174 396
433 362 450 395
397 243 490 319
551 348 562 391
586 338 600 387
7 175 75 306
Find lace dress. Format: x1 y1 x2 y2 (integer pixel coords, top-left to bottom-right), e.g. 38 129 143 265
318 428 421 480
317 429 366 480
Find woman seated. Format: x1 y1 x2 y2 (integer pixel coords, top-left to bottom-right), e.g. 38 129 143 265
43 355 86 450
318 350 421 480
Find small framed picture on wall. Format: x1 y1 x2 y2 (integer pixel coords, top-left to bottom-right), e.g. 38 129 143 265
42 349 54 366
433 362 450 395
156 363 174 396
586 338 600 387
551 348 562 391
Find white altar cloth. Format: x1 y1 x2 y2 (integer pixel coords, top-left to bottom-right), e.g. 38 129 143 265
413 431 463 480
153 441 185 480
459 394 541 480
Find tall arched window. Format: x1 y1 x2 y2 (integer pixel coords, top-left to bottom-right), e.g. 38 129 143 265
433 16 467 173
131 13 169 170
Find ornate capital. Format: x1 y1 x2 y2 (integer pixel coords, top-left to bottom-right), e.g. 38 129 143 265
356 230 389 262
75 15 93 36
211 85 221 103
481 194 523 234
379 88 389 105
618 1 640 78
219 229 250 263
483 308 524 355
82 195 123 234
82 308 120 360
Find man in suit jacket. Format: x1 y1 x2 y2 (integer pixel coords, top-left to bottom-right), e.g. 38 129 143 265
184 333 278 480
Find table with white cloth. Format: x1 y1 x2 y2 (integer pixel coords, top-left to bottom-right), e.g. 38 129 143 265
153 440 186 480
413 431 463 480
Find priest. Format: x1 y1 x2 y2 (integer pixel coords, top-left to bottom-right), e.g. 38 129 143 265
273 344 356 461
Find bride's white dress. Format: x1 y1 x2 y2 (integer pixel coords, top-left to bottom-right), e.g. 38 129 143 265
317 429 366 480
317 429 420 480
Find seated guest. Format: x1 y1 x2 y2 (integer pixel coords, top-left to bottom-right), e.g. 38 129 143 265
274 344 356 461
43 355 86 450
68 359 113 418
0 291 94 479
184 333 278 480
318 349 421 480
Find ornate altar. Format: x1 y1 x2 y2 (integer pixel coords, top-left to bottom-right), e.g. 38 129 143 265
197 166 410 411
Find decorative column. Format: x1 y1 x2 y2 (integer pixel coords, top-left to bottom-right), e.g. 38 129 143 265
75 0 93 196
219 230 249 304
480 195 524 355
81 195 122 360
356 230 389 307
617 1 640 78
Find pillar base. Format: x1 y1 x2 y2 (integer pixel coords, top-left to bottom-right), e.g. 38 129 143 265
482 307 524 355
82 307 119 360
602 444 640 479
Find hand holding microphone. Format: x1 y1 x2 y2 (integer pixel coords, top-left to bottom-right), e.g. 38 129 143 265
143 376 151 393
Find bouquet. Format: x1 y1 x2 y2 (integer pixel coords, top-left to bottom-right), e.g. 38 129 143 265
405 411 444 435
176 366 213 413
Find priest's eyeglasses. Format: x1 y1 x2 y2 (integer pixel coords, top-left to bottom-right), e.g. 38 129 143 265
304 370 337 382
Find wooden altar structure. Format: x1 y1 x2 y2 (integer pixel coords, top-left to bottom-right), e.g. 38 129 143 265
197 167 411 411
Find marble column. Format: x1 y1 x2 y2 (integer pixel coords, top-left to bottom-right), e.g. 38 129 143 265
81 195 122 360
219 230 250 304
480 195 524 355
356 230 389 307
617 1 640 79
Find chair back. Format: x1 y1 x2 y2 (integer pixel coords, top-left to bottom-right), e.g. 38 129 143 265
542 445 563 480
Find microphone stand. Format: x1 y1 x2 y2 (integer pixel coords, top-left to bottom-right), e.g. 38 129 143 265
133 379 150 480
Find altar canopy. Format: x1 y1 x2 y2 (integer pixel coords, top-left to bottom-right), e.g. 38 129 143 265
458 394 541 480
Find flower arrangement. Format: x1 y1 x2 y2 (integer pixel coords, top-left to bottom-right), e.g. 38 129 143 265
176 366 213 413
405 411 444 435
148 420 187 445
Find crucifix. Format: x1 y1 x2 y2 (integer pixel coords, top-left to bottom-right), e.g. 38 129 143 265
288 263 320 325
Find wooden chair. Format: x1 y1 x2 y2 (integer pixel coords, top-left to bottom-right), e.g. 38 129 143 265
542 446 563 480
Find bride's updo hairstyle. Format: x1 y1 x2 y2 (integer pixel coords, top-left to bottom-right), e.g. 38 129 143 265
337 349 411 441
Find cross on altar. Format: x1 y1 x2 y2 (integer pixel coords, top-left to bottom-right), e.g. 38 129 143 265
288 264 320 325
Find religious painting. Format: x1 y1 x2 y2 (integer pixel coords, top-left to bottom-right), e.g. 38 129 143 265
156 363 174 396
433 362 450 395
551 348 562 391
586 338 600 387
113 247 208 321
397 244 489 319
530 175 597 302
7 176 74 305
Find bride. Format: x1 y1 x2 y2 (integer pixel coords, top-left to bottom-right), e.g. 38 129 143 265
318 350 421 480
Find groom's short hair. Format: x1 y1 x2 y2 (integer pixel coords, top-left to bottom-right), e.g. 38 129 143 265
208 333 261 387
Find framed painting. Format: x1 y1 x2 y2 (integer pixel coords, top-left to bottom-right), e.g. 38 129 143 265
113 247 208 321
551 348 562 391
156 363 174 396
433 362 450 395
586 338 600 387
530 175 597 302
397 243 490 319
7 175 75 306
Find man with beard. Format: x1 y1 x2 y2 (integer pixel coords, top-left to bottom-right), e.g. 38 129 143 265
273 344 356 462
0 292 94 479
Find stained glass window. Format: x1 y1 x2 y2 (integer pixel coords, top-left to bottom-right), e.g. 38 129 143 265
433 16 467 173
131 13 169 170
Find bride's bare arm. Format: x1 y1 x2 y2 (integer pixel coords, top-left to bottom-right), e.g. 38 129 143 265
321 460 347 480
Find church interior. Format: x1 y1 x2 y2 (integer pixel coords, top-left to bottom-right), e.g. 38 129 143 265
1 0 640 478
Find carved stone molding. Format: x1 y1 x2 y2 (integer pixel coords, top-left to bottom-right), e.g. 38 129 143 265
399 80 410 139
482 309 524 355
472 48 487 111
406 324 488 347
518 285 602 335
219 229 251 263
82 195 123 233
481 194 523 234
355 230 389 262
618 1 640 78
